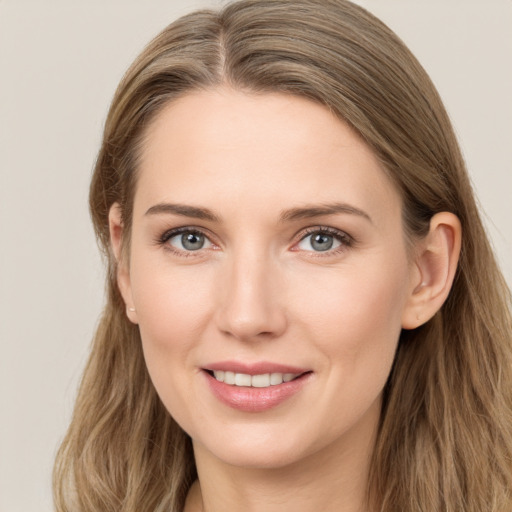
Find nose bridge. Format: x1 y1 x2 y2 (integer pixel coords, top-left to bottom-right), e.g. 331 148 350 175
216 244 286 340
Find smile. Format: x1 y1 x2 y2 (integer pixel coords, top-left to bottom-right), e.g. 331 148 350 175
203 363 313 412
211 370 300 388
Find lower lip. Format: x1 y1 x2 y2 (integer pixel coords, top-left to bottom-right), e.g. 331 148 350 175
204 371 312 412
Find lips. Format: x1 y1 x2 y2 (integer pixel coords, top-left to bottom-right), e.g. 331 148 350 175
202 361 312 412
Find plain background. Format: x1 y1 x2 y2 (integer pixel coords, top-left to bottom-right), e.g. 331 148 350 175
1 1 511 511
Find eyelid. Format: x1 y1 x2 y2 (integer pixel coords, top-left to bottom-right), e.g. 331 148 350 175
156 226 219 255
291 225 354 254
155 224 354 257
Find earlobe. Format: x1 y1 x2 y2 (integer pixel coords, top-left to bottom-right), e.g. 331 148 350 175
401 212 461 330
108 203 138 324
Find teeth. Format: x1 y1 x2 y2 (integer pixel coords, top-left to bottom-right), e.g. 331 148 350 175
251 374 270 388
270 373 283 385
212 371 300 387
235 373 252 386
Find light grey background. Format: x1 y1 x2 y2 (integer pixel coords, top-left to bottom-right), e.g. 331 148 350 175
1 1 510 511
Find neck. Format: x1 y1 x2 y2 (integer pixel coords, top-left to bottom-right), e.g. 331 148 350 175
185 411 378 512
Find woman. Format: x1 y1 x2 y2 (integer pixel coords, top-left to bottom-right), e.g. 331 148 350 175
53 1 512 511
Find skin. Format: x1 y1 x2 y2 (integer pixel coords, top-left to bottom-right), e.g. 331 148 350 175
110 88 461 512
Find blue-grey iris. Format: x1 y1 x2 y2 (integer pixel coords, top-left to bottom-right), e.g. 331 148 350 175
182 232 205 250
311 233 334 251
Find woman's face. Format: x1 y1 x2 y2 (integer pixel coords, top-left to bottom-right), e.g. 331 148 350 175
117 88 419 469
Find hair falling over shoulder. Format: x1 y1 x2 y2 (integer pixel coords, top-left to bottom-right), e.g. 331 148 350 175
53 1 512 511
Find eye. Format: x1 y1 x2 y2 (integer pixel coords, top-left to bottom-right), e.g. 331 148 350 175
164 229 213 252
295 228 351 253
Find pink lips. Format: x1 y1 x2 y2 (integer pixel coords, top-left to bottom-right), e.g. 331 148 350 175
203 360 312 413
206 360 308 375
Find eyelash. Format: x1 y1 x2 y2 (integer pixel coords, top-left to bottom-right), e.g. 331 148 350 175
156 227 215 258
155 225 354 257
295 226 354 256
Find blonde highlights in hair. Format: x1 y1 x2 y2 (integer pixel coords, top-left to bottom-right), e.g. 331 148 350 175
54 1 512 510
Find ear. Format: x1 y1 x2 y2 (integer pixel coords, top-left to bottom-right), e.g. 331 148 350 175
401 212 461 329
109 203 138 324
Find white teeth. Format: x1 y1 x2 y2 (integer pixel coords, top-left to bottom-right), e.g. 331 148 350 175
235 373 252 386
212 371 300 387
224 371 235 385
213 370 225 382
251 374 270 388
270 373 283 385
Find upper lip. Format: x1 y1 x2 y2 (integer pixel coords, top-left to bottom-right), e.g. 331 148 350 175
204 360 310 375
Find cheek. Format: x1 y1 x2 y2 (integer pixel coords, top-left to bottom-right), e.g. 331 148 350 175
128 255 218 404
128 258 217 428
283 257 409 445
131 257 214 344
292 254 409 377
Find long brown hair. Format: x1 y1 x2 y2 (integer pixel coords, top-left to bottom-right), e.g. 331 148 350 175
53 1 512 510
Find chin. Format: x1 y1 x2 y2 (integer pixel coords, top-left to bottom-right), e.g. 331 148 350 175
191 421 333 471
205 443 308 470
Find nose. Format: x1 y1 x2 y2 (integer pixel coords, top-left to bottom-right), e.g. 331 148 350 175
214 251 288 341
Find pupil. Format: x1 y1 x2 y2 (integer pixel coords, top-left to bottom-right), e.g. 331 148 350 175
182 232 204 250
312 233 333 251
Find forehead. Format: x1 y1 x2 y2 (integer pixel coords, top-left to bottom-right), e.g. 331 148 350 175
134 88 401 224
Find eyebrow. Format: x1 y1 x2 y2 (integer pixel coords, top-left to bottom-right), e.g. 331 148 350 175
145 203 220 222
144 201 372 224
279 203 372 224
